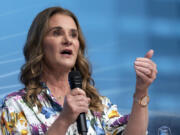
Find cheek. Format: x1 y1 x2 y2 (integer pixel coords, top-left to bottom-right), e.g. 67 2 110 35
43 39 58 54
43 41 57 66
75 41 80 54
44 44 54 54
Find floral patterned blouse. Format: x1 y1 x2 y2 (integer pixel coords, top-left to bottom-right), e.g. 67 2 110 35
0 84 129 135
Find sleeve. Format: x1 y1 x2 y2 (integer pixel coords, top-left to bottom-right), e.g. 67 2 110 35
0 106 14 135
0 97 31 135
100 96 129 135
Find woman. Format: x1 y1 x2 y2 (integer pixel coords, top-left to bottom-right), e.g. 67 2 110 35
0 6 157 135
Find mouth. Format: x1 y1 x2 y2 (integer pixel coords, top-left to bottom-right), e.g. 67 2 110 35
60 49 73 55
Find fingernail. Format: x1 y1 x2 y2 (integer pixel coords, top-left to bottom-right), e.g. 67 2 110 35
134 61 138 65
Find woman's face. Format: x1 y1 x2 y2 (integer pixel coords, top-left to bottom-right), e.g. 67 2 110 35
43 13 80 71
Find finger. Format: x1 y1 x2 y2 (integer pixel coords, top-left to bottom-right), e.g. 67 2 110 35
74 95 90 104
76 100 89 108
78 106 89 113
71 88 86 96
136 58 156 67
135 58 157 72
135 63 158 78
136 69 149 81
144 49 154 59
70 105 88 116
134 61 153 70
65 96 89 113
73 98 89 110
135 66 152 77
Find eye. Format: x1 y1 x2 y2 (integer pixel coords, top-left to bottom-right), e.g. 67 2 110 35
70 31 78 38
53 29 63 36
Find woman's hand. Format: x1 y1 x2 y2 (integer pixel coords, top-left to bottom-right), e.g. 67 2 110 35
134 49 158 93
59 88 90 126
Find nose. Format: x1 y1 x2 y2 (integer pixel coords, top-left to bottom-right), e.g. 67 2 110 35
61 34 72 46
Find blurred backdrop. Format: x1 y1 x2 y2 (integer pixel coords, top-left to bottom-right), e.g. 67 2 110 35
0 0 180 134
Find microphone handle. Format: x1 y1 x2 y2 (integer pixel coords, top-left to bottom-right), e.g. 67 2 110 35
68 71 88 134
77 112 87 135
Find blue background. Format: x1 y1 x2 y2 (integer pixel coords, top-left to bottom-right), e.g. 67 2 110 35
0 0 180 134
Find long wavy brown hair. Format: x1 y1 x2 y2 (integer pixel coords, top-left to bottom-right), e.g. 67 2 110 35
20 6 103 112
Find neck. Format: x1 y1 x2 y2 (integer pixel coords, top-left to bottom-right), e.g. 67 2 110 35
41 64 71 96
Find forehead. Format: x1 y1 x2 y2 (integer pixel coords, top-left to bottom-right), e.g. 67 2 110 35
48 13 77 30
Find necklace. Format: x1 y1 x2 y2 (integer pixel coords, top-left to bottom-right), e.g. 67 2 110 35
57 95 63 100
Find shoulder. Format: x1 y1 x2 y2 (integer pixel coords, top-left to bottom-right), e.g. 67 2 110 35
100 96 113 107
0 88 26 108
100 96 120 116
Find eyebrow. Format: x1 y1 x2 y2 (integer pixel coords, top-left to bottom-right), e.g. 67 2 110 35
48 26 62 32
48 26 78 33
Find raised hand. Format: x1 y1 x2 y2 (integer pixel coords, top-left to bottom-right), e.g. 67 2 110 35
134 49 158 92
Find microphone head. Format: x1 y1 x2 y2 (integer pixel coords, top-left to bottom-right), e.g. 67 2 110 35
68 71 82 89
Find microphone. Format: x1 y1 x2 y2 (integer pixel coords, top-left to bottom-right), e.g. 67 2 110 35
68 71 88 135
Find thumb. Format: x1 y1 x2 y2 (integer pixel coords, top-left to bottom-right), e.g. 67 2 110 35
144 49 154 59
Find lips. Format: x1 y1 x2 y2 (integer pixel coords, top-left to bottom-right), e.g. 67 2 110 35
60 49 73 55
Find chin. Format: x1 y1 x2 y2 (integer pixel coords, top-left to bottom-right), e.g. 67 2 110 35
60 62 75 70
